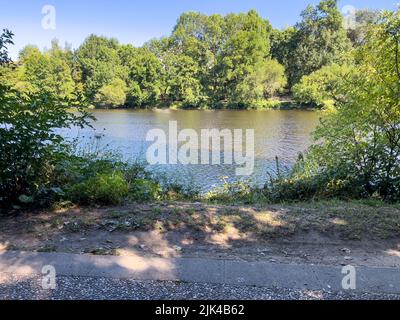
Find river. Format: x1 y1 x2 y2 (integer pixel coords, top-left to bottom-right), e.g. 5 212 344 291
66 109 321 190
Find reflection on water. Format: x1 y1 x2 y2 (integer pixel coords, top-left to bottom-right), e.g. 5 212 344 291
64 109 321 190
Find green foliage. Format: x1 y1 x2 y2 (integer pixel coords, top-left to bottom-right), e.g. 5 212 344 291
94 78 127 108
0 31 92 207
239 59 287 107
261 60 288 97
0 27 191 209
0 29 14 64
314 9 400 201
246 99 282 110
5 2 361 108
263 155 367 201
163 53 203 107
9 3 354 108
205 178 266 204
68 171 129 205
16 44 76 100
0 33 92 206
119 45 162 107
8 10 273 109
271 27 297 69
166 10 273 108
272 9 400 202
0 88 91 204
292 63 355 108
128 179 161 202
76 35 126 104
272 0 352 88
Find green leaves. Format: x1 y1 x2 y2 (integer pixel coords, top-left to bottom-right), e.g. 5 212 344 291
293 9 400 201
272 0 352 88
76 35 125 103
119 45 163 107
0 29 13 64
293 63 355 108
17 44 76 101
94 78 127 108
166 10 276 108
0 32 92 205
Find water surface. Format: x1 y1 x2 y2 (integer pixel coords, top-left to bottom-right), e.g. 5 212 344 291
66 109 320 190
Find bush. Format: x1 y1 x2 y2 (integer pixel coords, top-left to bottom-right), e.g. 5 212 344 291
0 30 95 208
128 179 161 202
0 83 91 207
68 171 129 205
280 11 400 203
94 78 127 108
264 171 366 202
292 64 355 109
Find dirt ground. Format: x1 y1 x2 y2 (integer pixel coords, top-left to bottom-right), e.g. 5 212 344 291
1 201 399 267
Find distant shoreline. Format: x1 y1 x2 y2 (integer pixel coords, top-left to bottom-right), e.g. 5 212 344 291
82 97 316 111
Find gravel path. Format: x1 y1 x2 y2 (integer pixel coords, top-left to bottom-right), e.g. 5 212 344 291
1 274 399 300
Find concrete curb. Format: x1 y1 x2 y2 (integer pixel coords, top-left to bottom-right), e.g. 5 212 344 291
0 251 399 294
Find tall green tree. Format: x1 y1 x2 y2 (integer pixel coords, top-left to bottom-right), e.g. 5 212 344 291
163 52 203 106
94 78 127 108
219 11 272 106
16 45 76 100
76 35 126 105
292 63 355 108
277 0 352 88
118 44 162 107
169 10 274 108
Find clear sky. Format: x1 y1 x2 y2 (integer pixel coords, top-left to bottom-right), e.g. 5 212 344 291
1 0 399 59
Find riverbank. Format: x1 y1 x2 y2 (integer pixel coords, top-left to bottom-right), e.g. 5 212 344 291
87 96 312 111
1 200 399 268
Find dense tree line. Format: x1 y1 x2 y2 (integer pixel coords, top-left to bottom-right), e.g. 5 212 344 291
5 0 378 110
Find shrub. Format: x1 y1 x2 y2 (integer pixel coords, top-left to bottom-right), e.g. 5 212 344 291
0 83 91 207
94 78 127 108
128 179 161 202
292 63 355 109
68 171 129 205
280 11 400 202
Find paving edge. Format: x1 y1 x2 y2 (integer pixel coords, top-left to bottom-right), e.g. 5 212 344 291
0 250 399 294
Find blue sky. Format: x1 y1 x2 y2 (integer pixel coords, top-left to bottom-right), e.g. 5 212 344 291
1 0 399 59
